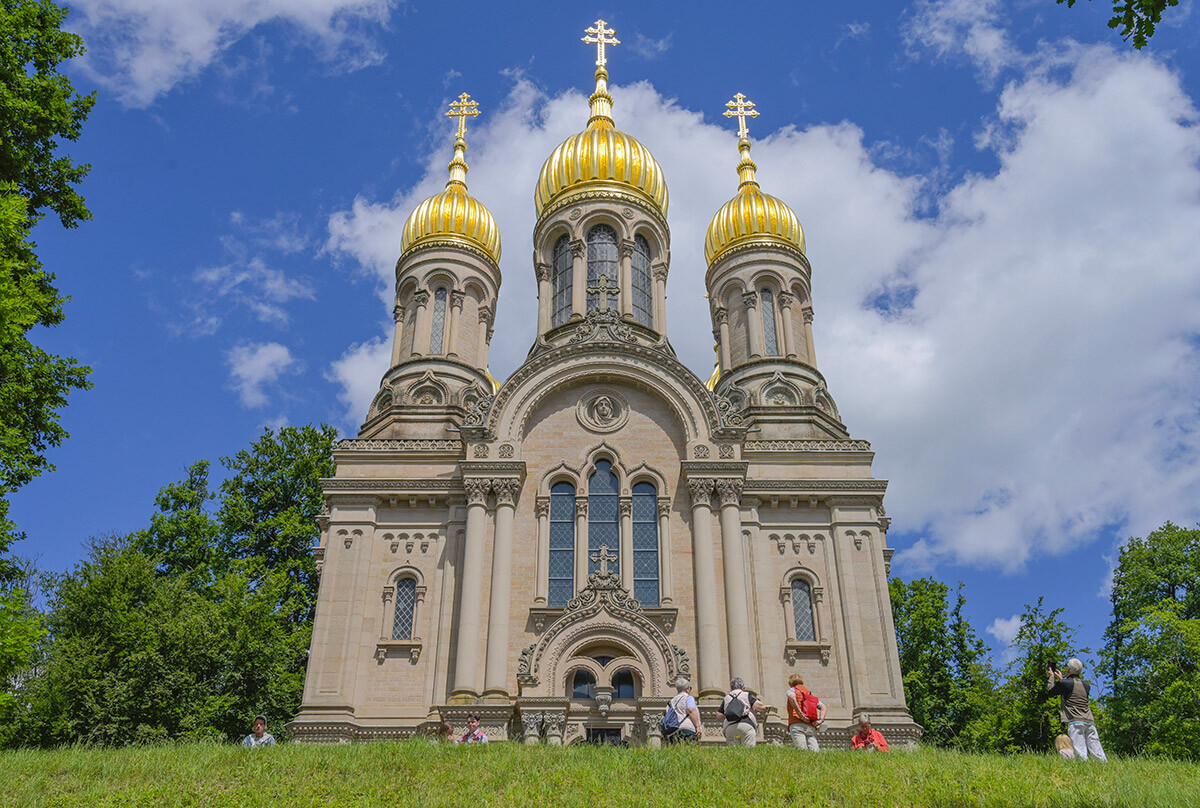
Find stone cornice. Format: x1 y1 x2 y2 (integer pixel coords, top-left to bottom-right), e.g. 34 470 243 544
744 439 871 452
336 439 464 453
745 479 888 494
323 479 465 492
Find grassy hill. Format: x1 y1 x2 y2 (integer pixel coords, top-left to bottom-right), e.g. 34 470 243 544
0 741 1195 808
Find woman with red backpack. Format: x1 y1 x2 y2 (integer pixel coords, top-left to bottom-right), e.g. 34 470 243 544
785 674 826 751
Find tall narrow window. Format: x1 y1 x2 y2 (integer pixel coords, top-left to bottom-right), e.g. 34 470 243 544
631 235 653 327
548 481 576 607
552 235 572 326
588 460 619 574
586 225 618 310
429 287 448 354
791 578 816 642
571 669 596 699
631 481 660 606
612 669 636 699
393 578 417 640
760 288 779 355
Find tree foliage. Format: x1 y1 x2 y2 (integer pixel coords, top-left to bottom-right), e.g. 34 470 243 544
1056 0 1180 48
4 426 336 747
1102 522 1200 758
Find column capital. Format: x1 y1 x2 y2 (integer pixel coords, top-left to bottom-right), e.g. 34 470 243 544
575 500 589 518
652 265 669 282
657 498 672 519
464 478 491 506
535 496 550 518
450 290 466 309
619 239 635 259
715 479 744 508
478 306 494 325
741 291 758 309
536 262 552 282
619 498 633 518
713 306 728 324
492 477 522 507
777 291 796 308
687 478 714 508
802 307 814 324
412 290 430 307
392 304 404 322
570 239 585 259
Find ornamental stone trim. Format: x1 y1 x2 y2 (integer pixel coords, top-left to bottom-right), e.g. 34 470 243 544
336 439 465 452
743 439 871 452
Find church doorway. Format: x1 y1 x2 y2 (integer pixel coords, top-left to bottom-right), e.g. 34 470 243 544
584 727 624 745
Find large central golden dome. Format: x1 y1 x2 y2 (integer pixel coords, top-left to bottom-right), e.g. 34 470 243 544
534 67 668 219
705 137 805 264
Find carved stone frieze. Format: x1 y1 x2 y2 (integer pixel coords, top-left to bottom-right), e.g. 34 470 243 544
743 439 871 452
336 439 464 452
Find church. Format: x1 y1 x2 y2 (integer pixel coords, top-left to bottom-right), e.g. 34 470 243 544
289 20 920 747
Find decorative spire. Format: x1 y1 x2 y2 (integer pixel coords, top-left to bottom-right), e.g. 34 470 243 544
723 92 761 190
444 92 480 189
582 19 618 128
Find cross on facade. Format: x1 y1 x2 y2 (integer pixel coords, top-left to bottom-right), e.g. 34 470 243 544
582 19 620 67
724 92 760 140
445 93 480 138
590 544 618 576
586 273 620 311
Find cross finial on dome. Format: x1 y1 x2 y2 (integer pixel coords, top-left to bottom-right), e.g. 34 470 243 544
582 19 619 67
446 93 480 140
724 93 760 140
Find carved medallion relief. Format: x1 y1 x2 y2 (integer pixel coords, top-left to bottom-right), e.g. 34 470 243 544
576 389 630 433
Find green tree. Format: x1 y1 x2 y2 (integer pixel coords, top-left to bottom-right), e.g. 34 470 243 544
0 586 43 718
0 0 96 552
1056 0 1180 48
1102 522 1200 758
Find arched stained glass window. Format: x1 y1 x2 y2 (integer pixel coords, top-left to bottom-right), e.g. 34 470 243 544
586 225 618 311
761 288 779 355
548 481 576 607
429 287 448 354
588 460 619 575
631 481 659 606
612 669 636 699
571 669 596 699
791 578 816 642
552 235 573 327
631 235 653 327
392 578 417 640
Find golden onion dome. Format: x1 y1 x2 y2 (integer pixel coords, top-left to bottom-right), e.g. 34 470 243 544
534 66 668 219
400 102 501 265
704 136 805 265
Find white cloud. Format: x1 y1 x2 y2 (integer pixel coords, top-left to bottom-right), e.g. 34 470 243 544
326 334 391 428
835 22 871 49
903 0 1024 82
227 341 299 408
196 255 315 326
323 43 1200 574
629 32 673 60
987 613 1023 661
67 0 396 107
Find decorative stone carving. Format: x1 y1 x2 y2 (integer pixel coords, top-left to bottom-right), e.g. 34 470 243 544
715 479 743 507
718 445 734 459
574 500 588 518
693 445 710 459
713 307 728 325
568 308 637 345
743 439 872 451
657 499 671 519
492 478 521 507
463 394 493 426
536 262 551 282
392 304 404 323
741 291 758 309
412 290 430 308
621 207 634 219
619 499 632 518
450 290 466 310
620 240 635 259
686 478 714 508
521 712 543 742
535 498 550 518
473 444 489 458
713 393 746 428
464 478 491 506
652 265 668 282
498 443 515 458
576 389 630 433
568 207 583 220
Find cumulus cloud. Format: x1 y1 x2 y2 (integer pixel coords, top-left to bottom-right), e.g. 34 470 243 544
903 0 1024 82
67 0 396 107
629 32 673 60
987 613 1023 661
322 42 1200 574
227 341 299 407
326 333 391 428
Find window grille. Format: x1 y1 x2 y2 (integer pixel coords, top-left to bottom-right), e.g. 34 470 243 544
631 481 659 606
791 579 816 642
552 235 573 326
586 225 618 311
393 578 417 640
548 481 576 607
429 287 448 353
761 288 779 355
632 235 653 327
588 460 619 574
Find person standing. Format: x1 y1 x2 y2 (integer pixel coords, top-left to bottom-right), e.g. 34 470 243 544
242 715 276 748
721 677 768 747
785 674 826 751
664 678 703 743
1047 658 1107 762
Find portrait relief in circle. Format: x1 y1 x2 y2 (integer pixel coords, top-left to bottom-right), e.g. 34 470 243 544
576 389 630 434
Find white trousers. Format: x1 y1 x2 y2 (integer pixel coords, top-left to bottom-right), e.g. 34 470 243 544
789 723 819 751
1067 722 1107 762
724 721 757 746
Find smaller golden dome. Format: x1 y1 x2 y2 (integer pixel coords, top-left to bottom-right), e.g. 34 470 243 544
400 100 501 265
704 137 805 265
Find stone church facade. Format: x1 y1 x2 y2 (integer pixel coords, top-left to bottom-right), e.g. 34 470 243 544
290 23 920 747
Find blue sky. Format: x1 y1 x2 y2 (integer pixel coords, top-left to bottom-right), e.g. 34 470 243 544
12 0 1200 675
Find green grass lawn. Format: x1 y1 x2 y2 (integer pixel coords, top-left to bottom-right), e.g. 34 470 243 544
0 742 1194 808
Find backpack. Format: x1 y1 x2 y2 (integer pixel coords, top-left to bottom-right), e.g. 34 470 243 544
796 687 820 723
660 693 687 734
723 690 753 722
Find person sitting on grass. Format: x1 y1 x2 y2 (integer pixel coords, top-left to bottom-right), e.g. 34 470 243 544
850 716 889 752
1046 658 1107 762
242 715 276 748
458 714 488 744
1055 734 1076 760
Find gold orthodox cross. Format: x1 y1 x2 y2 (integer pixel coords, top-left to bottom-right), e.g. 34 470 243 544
724 92 760 139
445 93 480 138
586 273 620 312
591 544 618 576
582 19 620 67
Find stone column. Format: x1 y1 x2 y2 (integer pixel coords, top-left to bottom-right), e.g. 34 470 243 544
570 239 586 320
687 478 723 697
484 478 521 700
430 524 461 708
642 713 663 748
409 290 430 357
803 307 817 366
390 303 405 367
574 500 589 593
777 292 797 359
536 262 552 335
522 712 543 745
619 497 633 589
451 478 490 700
476 308 492 370
716 479 753 682
652 264 668 333
619 240 634 320
714 307 731 373
657 498 673 605
446 290 465 357
534 497 550 605
543 712 565 746
742 291 762 359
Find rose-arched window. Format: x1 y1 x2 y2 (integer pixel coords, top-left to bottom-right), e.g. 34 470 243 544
761 288 779 356
586 225 618 311
429 287 448 354
571 669 596 699
632 481 659 606
552 235 572 326
631 235 652 327
612 669 636 699
588 460 619 574
791 578 816 642
548 481 576 607
392 577 417 640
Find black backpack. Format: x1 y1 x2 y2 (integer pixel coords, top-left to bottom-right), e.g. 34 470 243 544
723 690 753 722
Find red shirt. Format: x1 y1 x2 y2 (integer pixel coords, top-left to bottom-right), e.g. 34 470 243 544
851 729 889 752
